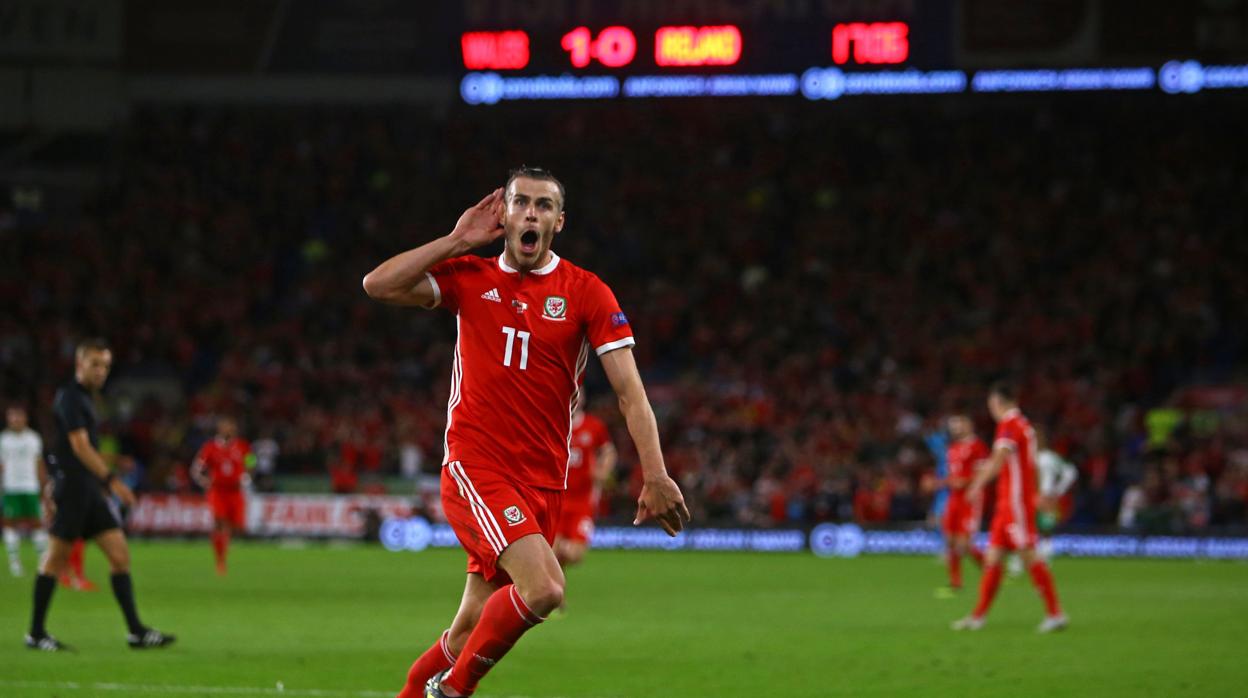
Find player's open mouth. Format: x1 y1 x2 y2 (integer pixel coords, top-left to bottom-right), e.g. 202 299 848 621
519 230 539 254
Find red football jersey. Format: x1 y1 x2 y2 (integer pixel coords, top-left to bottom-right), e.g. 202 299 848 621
993 408 1038 522
428 252 634 490
195 437 252 490
566 412 611 503
946 436 990 501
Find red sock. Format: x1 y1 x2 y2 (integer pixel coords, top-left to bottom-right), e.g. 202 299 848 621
947 549 962 588
1028 561 1062 617
69 540 85 578
212 532 228 568
397 630 456 698
971 563 1003 618
969 547 985 568
443 585 542 696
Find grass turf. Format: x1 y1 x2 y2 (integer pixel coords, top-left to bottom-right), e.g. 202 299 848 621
2 540 1247 697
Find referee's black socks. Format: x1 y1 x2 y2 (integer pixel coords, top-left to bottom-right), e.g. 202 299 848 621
30 574 57 637
110 573 145 635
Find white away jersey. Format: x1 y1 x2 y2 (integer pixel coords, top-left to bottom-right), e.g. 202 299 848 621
1 428 43 493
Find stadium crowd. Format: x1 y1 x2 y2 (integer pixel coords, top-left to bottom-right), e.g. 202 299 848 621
2 95 1245 533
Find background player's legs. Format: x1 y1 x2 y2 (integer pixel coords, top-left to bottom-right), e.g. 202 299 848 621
952 532 985 588
212 518 231 575
554 537 587 567
6 496 49 576
62 539 96 590
33 526 49 564
553 536 587 612
441 534 565 697
397 573 494 698
30 535 74 638
95 529 145 635
956 534 985 567
1017 547 1064 621
969 545 1005 620
4 522 23 575
945 534 964 589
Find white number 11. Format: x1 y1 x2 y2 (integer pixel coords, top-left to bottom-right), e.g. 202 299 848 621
501 326 530 370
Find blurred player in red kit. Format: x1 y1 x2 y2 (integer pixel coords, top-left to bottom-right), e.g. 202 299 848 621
192 416 254 576
937 413 988 595
953 382 1067 633
59 540 95 590
554 400 617 571
364 167 689 698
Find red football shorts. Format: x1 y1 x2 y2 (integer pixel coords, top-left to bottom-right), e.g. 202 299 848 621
988 509 1037 551
441 461 562 584
556 498 596 545
942 495 981 537
207 488 246 529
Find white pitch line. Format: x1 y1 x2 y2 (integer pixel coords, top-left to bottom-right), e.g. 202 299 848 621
0 679 593 698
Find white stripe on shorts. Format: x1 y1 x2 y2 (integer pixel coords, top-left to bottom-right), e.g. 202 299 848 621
448 461 508 555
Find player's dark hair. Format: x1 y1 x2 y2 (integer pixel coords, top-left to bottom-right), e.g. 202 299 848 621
988 380 1017 402
506 166 566 209
76 337 111 359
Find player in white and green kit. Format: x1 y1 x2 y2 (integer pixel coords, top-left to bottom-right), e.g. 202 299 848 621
1 405 49 576
1035 431 1078 561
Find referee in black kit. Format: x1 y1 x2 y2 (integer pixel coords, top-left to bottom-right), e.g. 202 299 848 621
26 338 174 651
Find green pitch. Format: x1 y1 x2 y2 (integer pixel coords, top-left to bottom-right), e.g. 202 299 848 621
3 540 1247 697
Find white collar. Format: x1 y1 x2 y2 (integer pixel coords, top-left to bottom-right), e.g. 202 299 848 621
498 250 561 275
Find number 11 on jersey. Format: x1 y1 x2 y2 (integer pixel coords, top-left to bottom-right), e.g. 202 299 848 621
501 326 530 370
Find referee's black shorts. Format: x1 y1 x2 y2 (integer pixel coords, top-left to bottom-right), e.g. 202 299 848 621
50 481 123 540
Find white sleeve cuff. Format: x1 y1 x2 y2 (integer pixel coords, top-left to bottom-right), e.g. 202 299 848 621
595 336 636 356
993 438 1017 452
424 272 442 309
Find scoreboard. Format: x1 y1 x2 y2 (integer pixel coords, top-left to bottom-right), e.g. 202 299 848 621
458 20 948 75
453 9 1248 104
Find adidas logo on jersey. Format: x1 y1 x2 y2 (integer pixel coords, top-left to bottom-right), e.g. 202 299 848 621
481 288 501 303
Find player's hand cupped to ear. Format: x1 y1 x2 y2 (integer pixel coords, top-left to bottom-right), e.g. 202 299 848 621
635 474 692 536
449 188 506 249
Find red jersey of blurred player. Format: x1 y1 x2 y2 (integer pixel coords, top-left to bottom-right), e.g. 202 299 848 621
953 382 1065 633
939 414 988 591
944 428 989 537
990 409 1038 550
191 416 253 575
554 407 616 567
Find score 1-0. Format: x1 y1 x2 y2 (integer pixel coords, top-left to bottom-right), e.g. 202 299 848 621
561 26 637 68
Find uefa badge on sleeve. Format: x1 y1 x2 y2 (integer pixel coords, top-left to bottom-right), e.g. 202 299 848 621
542 296 567 321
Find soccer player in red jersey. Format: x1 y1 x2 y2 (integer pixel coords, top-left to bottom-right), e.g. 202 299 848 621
554 402 616 570
191 416 254 576
953 382 1067 633
938 414 988 594
364 167 689 698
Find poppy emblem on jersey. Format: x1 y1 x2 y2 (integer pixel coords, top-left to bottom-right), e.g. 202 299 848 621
503 506 526 526
543 296 567 320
